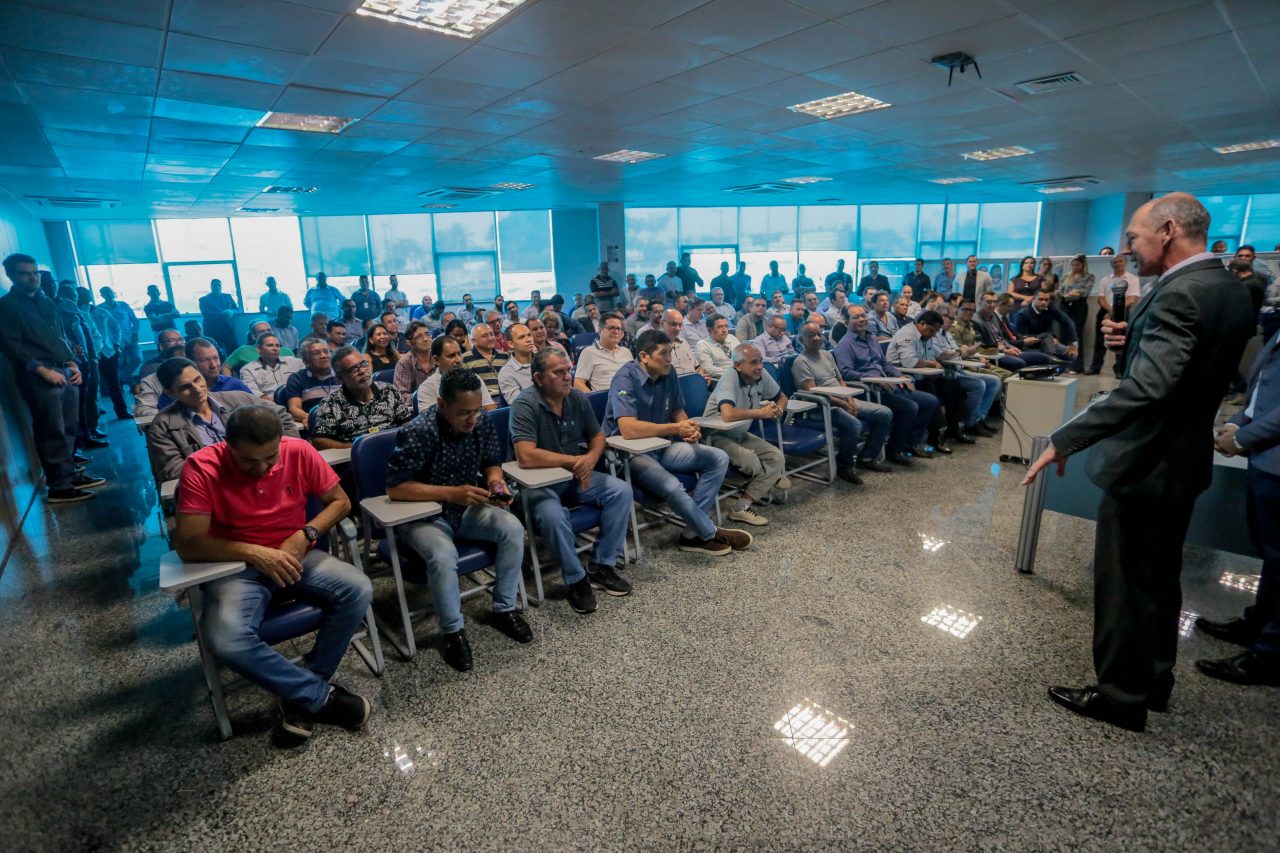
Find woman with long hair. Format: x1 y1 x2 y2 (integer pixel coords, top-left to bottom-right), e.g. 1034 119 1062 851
1009 255 1042 305
1059 254 1094 374
1038 257 1060 291
362 322 400 372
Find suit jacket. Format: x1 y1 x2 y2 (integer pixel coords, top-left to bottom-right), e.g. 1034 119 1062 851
1231 330 1280 476
146 390 299 483
957 269 993 301
1052 258 1254 498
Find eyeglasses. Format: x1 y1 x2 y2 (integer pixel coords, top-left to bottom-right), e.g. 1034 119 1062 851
603 325 624 333
338 361 371 376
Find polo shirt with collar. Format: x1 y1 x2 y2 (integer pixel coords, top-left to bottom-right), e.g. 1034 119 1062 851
886 323 930 369
178 436 338 549
510 384 599 457
284 368 340 411
385 407 503 530
461 346 508 397
241 356 304 398
574 341 633 391
933 271 956 295
497 356 532 404
760 272 788 294
707 367 782 437
603 360 686 436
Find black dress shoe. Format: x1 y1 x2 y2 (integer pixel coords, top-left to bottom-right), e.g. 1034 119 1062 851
1048 685 1147 732
1195 652 1280 686
858 458 894 473
886 452 913 466
72 453 91 465
837 467 864 485
947 431 977 445
1194 616 1255 646
440 629 474 672
968 422 997 438
490 610 533 644
928 441 952 454
80 437 110 449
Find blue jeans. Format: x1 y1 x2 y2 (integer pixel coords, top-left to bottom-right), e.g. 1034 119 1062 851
956 370 1000 426
879 387 938 454
854 399 892 462
524 472 633 582
628 440 728 541
400 504 524 635
203 549 373 714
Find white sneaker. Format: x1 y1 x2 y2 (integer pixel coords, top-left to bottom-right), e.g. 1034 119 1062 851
775 475 792 491
728 506 769 526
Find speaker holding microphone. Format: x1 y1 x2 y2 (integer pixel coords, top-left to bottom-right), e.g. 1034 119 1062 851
1108 280 1129 352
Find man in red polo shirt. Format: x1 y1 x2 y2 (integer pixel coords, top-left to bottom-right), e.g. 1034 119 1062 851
175 405 373 743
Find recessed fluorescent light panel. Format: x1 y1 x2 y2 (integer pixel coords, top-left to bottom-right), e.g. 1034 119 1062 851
357 0 527 38
594 150 665 164
422 203 456 209
929 177 980 185
261 185 318 194
490 182 535 190
781 176 832 185
1037 186 1085 194
256 112 357 134
789 90 891 119
237 206 283 213
1213 138 1280 154
961 146 1034 161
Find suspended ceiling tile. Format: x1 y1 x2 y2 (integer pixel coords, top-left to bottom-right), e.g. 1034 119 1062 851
658 0 824 53
788 0 885 16
151 118 252 144
273 85 387 119
735 75 853 109
148 137 241 158
158 71 284 111
315 15 467 74
153 97 264 127
751 22 889 74
170 0 342 54
339 120 432 141
481 2 641 63
323 135 411 154
44 128 151 153
431 46 567 90
0 3 163 67
484 93 579 120
546 0 707 28
368 100 469 127
808 50 938 91
162 33 307 85
2 49 158 97
20 83 154 118
1018 0 1204 40
242 127 332 149
397 76 513 110
1064 3 1229 61
442 111 546 137
579 31 726 82
291 58 422 98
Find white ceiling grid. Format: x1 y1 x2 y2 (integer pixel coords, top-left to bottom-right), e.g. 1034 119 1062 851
0 0 1275 218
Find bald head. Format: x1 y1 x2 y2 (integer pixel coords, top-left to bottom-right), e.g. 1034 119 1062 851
1126 191 1210 276
1140 192 1209 243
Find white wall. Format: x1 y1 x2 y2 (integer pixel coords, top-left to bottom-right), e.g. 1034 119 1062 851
0 200 52 293
1037 200 1088 256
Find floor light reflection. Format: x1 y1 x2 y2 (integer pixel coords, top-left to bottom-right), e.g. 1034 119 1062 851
1219 572 1261 594
922 605 983 639
1178 610 1199 638
919 534 948 553
773 700 851 768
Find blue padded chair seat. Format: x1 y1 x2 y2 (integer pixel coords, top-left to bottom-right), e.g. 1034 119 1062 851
378 537 498 584
772 423 827 455
259 600 324 646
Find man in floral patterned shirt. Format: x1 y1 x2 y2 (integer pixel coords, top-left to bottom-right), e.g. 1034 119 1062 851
311 346 410 449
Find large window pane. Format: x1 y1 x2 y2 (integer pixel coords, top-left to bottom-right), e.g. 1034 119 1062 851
300 215 369 277
375 274 438 308
1201 195 1248 251
82 264 163 335
797 251 856 288
798 205 856 250
155 218 233 261
368 213 434 275
433 212 496 253
977 202 1040 257
438 253 497 304
167 261 238 315
859 205 918 258
497 210 553 301
1244 193 1280 248
230 217 307 315
917 204 945 246
625 207 677 280
945 204 980 242
71 220 158 265
739 206 797 252
680 207 737 247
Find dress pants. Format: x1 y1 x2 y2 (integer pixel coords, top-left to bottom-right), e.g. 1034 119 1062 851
917 376 967 438
1088 310 1124 376
1244 467 1280 659
707 430 785 500
19 368 79 491
1063 299 1089 371
1092 492 1196 707
76 358 101 442
878 387 937 454
98 353 131 417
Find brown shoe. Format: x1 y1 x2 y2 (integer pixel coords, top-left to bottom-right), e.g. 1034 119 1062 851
715 527 753 550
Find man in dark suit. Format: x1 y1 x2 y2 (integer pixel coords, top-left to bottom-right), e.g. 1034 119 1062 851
1194 329 1280 686
1024 193 1255 731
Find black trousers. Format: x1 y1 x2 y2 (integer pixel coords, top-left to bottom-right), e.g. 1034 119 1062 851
18 368 80 491
1244 467 1280 658
917 376 967 439
76 358 101 441
98 353 130 417
1093 492 1196 706
1063 299 1089 371
1088 309 1125 376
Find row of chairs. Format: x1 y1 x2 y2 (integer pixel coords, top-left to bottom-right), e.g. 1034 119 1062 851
161 356 843 738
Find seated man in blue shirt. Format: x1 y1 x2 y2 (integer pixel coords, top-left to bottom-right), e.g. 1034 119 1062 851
157 338 251 410
833 305 939 465
1010 289 1079 360
284 338 341 425
511 348 635 614
604 330 751 556
386 368 528 672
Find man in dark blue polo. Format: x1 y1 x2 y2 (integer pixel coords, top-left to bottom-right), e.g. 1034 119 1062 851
510 347 634 614
1010 288 1079 360
603 330 750 556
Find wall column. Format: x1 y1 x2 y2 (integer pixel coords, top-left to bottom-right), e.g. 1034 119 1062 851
597 202 625 282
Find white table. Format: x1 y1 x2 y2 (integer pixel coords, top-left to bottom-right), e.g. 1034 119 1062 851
605 435 671 454
359 496 442 528
859 376 911 387
786 399 817 414
159 551 246 593
319 447 351 466
501 461 573 488
899 366 943 377
160 479 178 500
943 360 986 369
802 385 864 399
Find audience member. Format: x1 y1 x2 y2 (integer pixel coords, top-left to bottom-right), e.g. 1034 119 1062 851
143 284 179 334
528 316 569 363
97 286 141 384
933 258 957 296
683 298 710 348
828 259 854 295
657 261 683 303
311 346 411 449
792 263 815 295
85 288 132 419
931 305 1001 436
760 260 787 296
174 405 372 743
754 314 797 366
393 321 434 404
386 368 527 670
661 309 702 376
361 322 399 372
158 338 251 410
603 330 748 555
958 255 993 303
1008 256 1043 306
1086 255 1141 376
573 312 631 391
904 258 930 294
417 336 497 412
886 310 976 449
858 262 890 297
284 338 341 423
1011 289 1079 360
729 261 751 309
225 321 283 375
304 272 343 319
1059 255 1095 372
705 343 790 525
268 306 300 352
708 286 736 321
512 347 635 609
497 323 534 403
676 252 703 295
325 320 347 352
695 314 741 380
241 333 305 401
870 293 899 339
461 321 509 400
736 297 768 341
352 276 380 324
198 279 239 355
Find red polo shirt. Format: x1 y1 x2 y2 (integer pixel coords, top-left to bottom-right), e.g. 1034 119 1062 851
177 436 339 548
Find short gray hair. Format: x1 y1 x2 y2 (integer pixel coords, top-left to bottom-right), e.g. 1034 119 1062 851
1147 192 1210 242
732 343 758 363
301 338 329 358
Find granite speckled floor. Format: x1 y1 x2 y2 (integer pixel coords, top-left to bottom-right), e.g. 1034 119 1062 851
1 375 1276 851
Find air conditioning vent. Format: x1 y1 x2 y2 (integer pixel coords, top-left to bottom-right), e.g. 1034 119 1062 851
237 206 283 213
262 185 317 194
26 195 122 209
1014 72 1088 95
419 187 499 202
726 182 799 196
1020 175 1102 189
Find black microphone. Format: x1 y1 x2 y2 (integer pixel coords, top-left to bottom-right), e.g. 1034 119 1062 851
1110 280 1128 324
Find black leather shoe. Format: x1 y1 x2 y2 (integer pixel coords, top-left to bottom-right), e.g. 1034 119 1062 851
837 467 864 485
490 610 533 644
1048 685 1147 732
1194 616 1255 646
968 422 997 438
440 629 473 672
72 453 91 465
915 445 939 458
80 437 110 449
1147 677 1173 713
947 431 977 445
1195 652 1280 686
858 459 894 473
928 441 952 454
886 453 913 466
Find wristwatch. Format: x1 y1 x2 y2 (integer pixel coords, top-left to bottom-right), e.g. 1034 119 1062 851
302 525 319 542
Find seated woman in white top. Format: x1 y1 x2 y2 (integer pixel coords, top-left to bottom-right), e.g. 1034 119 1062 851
572 312 632 391
416 335 496 412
